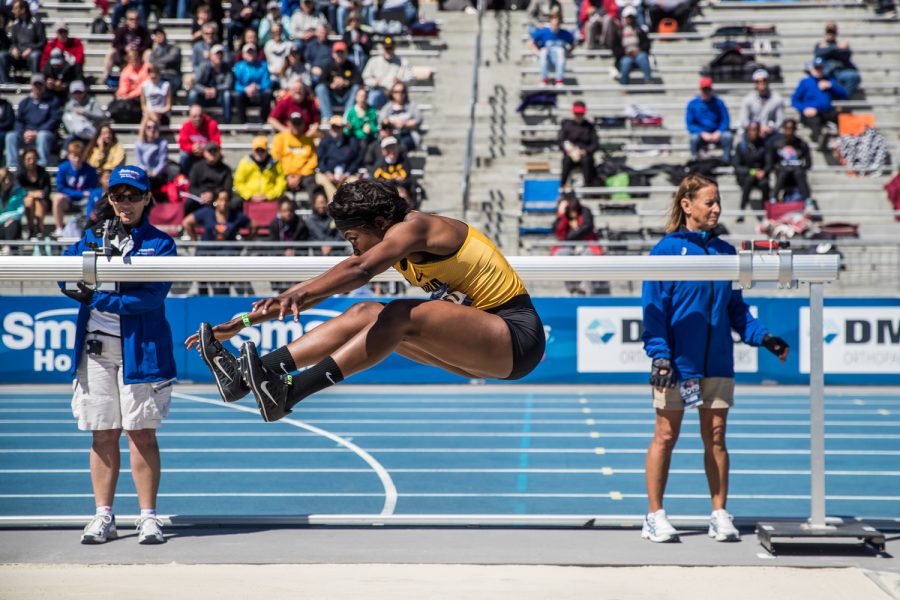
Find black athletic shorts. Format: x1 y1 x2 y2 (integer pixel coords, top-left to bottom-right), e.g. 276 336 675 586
487 294 545 380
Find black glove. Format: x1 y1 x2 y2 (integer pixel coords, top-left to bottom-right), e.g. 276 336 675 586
62 281 95 305
650 358 675 388
762 334 789 357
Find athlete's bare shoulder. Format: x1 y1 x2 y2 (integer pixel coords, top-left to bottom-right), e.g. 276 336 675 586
396 211 468 258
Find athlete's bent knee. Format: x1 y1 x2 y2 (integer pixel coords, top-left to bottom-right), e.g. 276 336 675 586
377 300 421 337
346 301 384 323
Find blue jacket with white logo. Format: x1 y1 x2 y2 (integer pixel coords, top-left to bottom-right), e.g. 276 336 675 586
641 230 768 380
61 217 177 384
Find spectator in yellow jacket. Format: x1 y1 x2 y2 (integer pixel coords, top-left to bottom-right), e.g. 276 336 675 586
234 136 287 202
271 112 319 200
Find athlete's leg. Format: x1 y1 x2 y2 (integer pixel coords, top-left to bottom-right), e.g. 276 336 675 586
395 341 483 379
331 299 514 379
282 301 385 369
241 299 515 421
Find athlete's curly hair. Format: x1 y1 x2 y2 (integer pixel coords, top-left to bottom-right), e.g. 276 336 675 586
329 179 410 229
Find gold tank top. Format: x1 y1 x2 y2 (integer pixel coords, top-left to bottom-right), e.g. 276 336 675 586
393 226 527 310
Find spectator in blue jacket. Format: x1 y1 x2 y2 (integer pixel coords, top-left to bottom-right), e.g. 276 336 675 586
315 115 361 199
791 57 848 145
51 139 100 237
4 74 61 169
529 12 575 87
60 165 176 546
685 77 733 162
813 22 861 98
640 173 790 544
233 43 273 123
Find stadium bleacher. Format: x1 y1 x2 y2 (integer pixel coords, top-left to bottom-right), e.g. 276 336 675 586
495 0 900 295
0 0 446 248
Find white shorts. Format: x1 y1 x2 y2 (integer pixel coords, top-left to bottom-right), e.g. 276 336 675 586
72 333 174 431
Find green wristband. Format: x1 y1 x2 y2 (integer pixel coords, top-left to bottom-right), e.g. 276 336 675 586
241 313 252 327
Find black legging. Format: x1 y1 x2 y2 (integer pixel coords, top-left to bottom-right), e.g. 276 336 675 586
0 218 21 241
738 175 770 214
561 152 598 187
772 167 811 201
235 90 273 124
800 110 838 143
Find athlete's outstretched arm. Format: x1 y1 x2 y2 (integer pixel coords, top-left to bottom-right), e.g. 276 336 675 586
184 219 430 349
252 218 430 321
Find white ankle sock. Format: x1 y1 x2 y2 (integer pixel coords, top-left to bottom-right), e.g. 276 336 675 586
96 506 112 516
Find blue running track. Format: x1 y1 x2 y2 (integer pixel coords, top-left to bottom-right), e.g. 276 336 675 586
0 386 898 520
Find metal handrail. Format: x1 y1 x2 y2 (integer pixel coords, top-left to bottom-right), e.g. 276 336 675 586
461 0 486 216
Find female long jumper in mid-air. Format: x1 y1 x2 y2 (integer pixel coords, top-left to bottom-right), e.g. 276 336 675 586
185 180 546 421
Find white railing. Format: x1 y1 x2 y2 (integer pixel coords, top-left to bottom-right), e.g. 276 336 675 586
0 252 840 529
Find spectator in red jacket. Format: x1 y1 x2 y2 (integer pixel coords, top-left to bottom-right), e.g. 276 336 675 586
267 76 320 136
40 22 85 70
552 194 607 295
178 104 222 175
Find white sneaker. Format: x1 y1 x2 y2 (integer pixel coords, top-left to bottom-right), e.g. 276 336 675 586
136 515 166 544
81 514 117 544
709 509 740 541
641 509 679 542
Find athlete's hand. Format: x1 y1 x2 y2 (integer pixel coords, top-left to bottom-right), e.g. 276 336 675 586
184 319 244 350
253 291 307 322
650 358 675 389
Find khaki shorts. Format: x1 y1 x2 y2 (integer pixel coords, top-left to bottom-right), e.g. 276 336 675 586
652 377 735 410
72 333 174 431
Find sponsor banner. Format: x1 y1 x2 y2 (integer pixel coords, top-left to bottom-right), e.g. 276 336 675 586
1 296 898 385
576 306 758 374
800 307 900 374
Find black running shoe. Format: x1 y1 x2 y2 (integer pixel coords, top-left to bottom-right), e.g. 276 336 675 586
240 341 292 422
199 322 250 403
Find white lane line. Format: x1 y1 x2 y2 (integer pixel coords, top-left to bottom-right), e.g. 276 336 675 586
2 447 899 455
2 431 899 440
4 406 899 416
3 467 900 476
8 406 890 416
3 418 900 426
1 492 896 501
3 397 900 407
0 493 384 499
171 392 397 516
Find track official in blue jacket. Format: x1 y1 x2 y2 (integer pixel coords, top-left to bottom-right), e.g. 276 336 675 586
639 174 789 544
60 165 176 546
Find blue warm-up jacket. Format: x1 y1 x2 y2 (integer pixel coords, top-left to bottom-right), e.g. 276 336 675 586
61 217 177 384
685 95 730 134
233 59 272 93
791 75 848 113
641 230 769 380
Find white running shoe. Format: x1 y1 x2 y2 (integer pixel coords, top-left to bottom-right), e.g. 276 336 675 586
81 514 117 544
641 509 679 542
136 515 166 545
709 509 740 541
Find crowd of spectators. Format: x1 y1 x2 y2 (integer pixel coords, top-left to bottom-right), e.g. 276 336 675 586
537 8 875 270
0 0 427 244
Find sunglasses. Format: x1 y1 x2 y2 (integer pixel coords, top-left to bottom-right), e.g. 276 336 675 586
109 192 145 204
